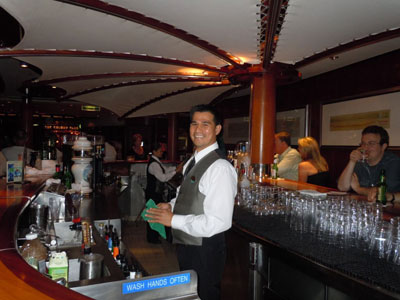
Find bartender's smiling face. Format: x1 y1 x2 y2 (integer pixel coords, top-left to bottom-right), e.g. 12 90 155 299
190 111 221 152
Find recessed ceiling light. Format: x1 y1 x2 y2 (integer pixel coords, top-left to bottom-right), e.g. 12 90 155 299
20 63 29 68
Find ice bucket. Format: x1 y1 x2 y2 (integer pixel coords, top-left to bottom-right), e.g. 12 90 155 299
79 253 104 280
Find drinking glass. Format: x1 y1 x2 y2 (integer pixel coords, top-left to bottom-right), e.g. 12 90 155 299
49 197 60 223
369 221 391 259
359 149 367 163
71 193 81 220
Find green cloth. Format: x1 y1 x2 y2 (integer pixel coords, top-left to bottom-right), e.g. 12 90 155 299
141 199 166 239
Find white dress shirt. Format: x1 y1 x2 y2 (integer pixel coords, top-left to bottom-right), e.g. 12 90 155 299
103 142 117 162
148 155 176 182
277 146 302 181
170 142 237 238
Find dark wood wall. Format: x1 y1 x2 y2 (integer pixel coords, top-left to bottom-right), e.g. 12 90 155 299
215 49 400 188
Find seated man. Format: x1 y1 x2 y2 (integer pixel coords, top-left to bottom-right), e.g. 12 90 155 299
274 131 302 181
338 125 400 202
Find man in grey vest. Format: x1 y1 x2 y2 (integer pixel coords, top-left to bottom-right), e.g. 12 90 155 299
146 104 237 300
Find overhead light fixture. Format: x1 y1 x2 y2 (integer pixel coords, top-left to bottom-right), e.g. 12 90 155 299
51 86 57 89
81 105 101 112
20 63 29 68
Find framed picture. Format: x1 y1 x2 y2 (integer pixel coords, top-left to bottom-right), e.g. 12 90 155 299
276 107 308 145
322 91 400 146
223 116 250 144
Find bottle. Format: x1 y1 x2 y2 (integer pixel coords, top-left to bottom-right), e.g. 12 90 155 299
20 233 48 270
377 169 387 205
271 155 279 179
62 164 73 189
53 164 62 179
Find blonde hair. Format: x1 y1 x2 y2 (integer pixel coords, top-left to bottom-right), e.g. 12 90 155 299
298 137 328 172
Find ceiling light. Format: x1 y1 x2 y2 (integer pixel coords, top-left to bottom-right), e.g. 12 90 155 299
20 63 29 68
52 86 57 89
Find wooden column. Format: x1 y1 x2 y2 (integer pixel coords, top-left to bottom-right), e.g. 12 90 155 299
167 113 178 161
250 72 276 165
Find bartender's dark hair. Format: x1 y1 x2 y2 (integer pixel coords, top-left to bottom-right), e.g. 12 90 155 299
362 125 389 146
190 104 221 126
151 142 163 152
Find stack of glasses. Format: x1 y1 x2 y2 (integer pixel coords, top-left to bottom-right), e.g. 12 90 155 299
236 184 400 265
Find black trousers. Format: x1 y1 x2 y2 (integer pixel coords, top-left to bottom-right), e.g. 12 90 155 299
176 233 226 300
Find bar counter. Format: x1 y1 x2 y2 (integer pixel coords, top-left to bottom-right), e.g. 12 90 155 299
0 176 91 300
2 176 400 299
225 179 400 300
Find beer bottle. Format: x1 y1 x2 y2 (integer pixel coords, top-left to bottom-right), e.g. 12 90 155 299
271 155 279 179
62 164 73 189
377 169 387 205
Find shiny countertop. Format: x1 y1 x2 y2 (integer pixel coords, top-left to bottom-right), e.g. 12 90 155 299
0 176 91 300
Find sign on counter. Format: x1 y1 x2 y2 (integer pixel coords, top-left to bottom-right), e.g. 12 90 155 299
122 273 191 294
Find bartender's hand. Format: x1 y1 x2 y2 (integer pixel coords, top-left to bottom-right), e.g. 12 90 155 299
146 204 173 227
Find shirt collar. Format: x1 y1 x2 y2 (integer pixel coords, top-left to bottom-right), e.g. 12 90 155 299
193 142 219 163
279 146 292 160
151 154 162 163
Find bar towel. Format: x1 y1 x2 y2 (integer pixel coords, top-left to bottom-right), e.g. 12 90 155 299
141 199 166 239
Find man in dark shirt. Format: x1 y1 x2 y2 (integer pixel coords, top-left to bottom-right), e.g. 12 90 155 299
338 125 400 201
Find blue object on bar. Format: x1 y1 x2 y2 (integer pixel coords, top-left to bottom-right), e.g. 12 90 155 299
122 273 191 294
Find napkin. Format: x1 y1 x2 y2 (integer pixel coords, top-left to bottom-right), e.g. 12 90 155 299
141 199 166 239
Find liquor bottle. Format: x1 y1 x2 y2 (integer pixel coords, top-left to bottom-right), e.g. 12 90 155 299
271 155 279 179
377 169 387 205
104 225 109 241
53 164 62 179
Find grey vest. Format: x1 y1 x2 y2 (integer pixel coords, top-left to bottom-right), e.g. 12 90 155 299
172 150 222 246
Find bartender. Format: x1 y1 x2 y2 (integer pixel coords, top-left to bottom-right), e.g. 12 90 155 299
145 142 182 243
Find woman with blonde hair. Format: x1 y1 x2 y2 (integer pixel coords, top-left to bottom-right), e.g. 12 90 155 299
297 137 329 186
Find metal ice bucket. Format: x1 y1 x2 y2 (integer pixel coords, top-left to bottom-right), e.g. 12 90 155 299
79 253 104 280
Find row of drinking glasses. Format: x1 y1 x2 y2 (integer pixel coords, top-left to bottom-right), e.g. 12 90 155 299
236 185 285 216
236 186 400 264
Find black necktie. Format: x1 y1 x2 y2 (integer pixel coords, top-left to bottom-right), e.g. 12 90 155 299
184 157 195 177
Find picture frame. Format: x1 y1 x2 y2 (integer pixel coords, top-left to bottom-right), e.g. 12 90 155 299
321 92 400 146
223 116 250 144
276 106 308 145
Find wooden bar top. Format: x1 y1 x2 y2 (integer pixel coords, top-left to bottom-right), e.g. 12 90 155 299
0 176 91 300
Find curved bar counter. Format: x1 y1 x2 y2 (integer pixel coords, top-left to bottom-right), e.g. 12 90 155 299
0 176 90 300
2 176 400 299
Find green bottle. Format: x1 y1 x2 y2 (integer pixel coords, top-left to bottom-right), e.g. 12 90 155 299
271 155 279 179
377 169 387 205
62 164 73 190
